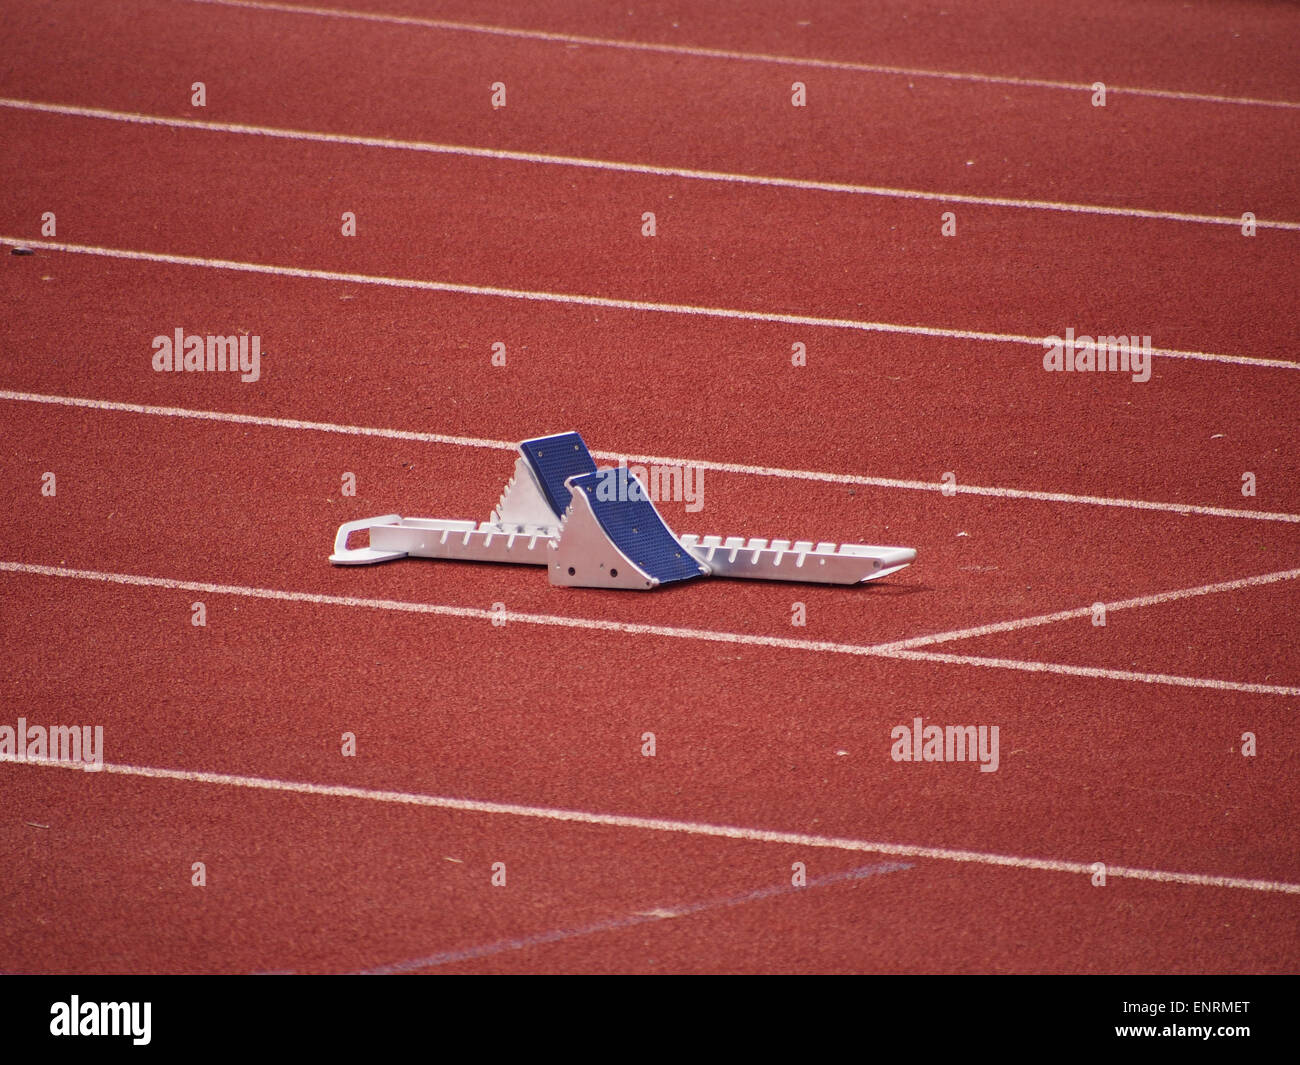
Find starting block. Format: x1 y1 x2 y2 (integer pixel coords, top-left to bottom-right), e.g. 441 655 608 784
329 431 916 589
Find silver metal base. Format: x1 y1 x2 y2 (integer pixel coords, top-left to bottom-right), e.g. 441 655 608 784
332 513 915 587
330 516 552 567
677 535 916 584
547 485 662 589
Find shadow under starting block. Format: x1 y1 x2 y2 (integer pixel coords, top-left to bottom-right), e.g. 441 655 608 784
329 431 916 590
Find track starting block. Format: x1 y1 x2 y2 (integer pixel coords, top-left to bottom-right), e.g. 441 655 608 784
329 432 916 589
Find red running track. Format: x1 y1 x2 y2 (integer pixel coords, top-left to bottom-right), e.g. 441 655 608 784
0 0 1298 974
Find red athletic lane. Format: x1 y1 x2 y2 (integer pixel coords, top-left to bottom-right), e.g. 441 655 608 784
1 572 1297 973
3 564 1297 877
428 868 1300 974
953 588 1300 684
4 765 1293 973
3 108 1298 367
0 762 908 974
2 245 1297 518
3 0 1298 976
244 0 1300 103
2 399 1297 668
1 411 1297 876
1 0 1297 217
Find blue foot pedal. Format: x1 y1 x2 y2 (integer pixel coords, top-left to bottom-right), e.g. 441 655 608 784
548 467 708 588
518 432 597 519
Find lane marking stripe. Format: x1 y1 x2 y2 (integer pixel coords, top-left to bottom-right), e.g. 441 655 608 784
359 861 912 973
3 236 1297 376
874 566 1300 650
2 97 1298 232
3 389 1298 524
188 0 1300 112
6 755 1297 894
2 561 1297 696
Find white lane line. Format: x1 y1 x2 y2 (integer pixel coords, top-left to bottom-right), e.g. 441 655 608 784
883 648 1300 697
5 754 1297 894
2 561 1297 696
358 861 913 973
3 97 1298 232
3 236 1297 376
614 449 1300 524
874 566 1300 651
4 389 1299 525
187 0 1300 112
0 391 520 452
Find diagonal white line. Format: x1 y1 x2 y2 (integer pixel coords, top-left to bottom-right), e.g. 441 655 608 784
2 561 1297 696
4 754 1297 894
2 97 1298 232
186 0 1300 112
874 566 1300 651
881 648 1299 697
357 861 913 973
3 236 1298 375
0 390 520 451
3 389 1299 524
